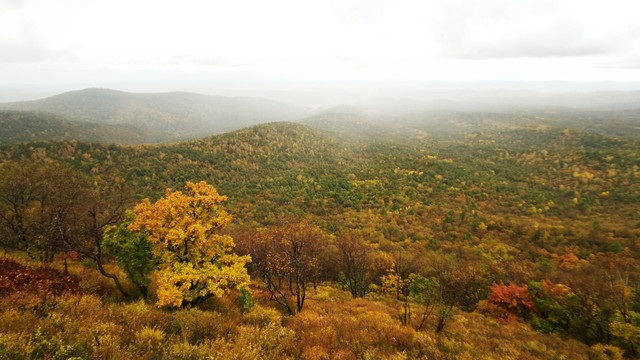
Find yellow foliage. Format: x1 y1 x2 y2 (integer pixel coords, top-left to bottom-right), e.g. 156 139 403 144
135 326 166 352
92 331 125 359
209 324 297 360
301 345 331 360
130 181 250 308
165 341 207 359
0 275 610 360
381 271 404 296
243 305 282 327
589 343 624 360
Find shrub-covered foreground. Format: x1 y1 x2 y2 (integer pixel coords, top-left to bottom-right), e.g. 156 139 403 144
0 256 620 360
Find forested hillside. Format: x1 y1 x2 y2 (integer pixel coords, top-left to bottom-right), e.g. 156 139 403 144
387 108 640 140
0 111 148 144
0 88 307 143
3 88 639 146
1 115 639 358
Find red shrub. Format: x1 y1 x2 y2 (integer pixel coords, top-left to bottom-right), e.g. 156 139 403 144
487 281 534 323
0 258 81 296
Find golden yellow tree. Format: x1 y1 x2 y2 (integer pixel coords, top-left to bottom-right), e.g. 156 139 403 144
129 181 250 308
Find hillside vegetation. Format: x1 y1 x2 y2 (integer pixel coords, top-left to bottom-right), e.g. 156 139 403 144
2 88 640 145
1 104 640 358
0 88 307 143
0 111 148 144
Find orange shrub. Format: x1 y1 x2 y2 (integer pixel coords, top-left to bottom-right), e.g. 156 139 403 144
487 281 534 323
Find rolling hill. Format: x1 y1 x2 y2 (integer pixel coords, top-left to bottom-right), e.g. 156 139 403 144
3 88 640 146
0 88 308 143
1 119 640 356
297 111 387 139
0 111 149 144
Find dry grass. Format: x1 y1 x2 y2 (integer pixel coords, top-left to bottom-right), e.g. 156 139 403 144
0 255 618 359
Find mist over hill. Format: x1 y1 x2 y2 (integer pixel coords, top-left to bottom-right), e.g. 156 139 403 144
0 111 149 144
1 91 640 357
0 88 308 143
1 86 640 145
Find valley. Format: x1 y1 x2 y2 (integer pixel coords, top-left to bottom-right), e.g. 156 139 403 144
1 88 639 359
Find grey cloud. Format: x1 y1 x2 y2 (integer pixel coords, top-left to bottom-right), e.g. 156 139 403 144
0 40 81 63
144 56 249 68
0 22 51 63
0 20 82 63
0 38 49 62
428 0 633 59
443 29 620 60
187 56 248 68
0 0 29 11
596 58 640 69
0 41 82 63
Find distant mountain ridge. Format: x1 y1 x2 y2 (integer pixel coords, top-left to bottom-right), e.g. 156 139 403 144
297 111 391 141
0 111 148 144
2 87 640 145
0 88 308 143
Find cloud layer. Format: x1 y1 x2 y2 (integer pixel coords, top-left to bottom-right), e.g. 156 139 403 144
1 0 639 85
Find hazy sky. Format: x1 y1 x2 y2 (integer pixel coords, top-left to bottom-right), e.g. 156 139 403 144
2 0 640 91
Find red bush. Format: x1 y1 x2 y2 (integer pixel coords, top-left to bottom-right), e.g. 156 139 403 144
487 281 534 323
0 258 82 296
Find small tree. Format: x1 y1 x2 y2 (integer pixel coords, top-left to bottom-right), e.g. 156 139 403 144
527 279 572 333
424 250 488 332
61 180 132 298
103 211 156 299
335 230 374 298
408 274 440 330
249 219 325 314
0 160 88 262
0 160 133 297
487 281 534 323
129 181 250 308
382 269 410 322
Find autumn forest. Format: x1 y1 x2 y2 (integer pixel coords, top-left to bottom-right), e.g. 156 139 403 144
1 89 640 359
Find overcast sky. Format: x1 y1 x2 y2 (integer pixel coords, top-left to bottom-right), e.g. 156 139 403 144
1 0 640 93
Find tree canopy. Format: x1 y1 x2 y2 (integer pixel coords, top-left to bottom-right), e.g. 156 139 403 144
129 181 250 308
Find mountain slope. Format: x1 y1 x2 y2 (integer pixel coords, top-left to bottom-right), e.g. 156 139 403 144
1 121 637 224
1 122 639 354
298 111 387 139
0 88 308 143
387 109 640 140
0 111 148 144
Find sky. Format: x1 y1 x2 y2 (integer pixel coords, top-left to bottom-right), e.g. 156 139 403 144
1 0 640 95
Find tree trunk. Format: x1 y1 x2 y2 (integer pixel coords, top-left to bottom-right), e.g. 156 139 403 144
136 282 149 299
435 316 446 333
435 305 453 333
96 257 130 298
417 304 434 331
